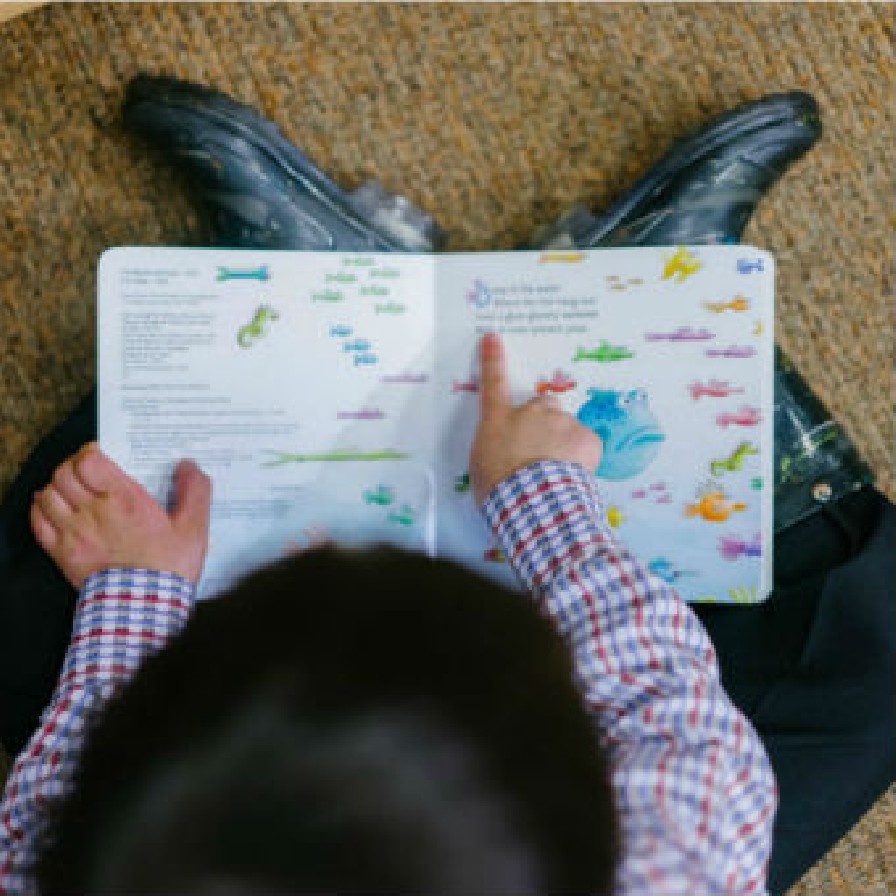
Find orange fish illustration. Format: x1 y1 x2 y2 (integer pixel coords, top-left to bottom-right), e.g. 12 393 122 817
704 295 751 313
685 491 748 523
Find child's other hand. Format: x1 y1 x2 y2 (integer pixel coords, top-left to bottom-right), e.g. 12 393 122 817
470 332 603 505
30 443 212 590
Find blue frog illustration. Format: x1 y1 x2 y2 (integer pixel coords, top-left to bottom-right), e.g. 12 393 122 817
576 387 665 480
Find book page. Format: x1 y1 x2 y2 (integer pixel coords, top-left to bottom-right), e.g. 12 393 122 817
98 248 437 599
433 247 774 604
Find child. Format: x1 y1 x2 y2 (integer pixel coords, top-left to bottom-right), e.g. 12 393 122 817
0 332 777 894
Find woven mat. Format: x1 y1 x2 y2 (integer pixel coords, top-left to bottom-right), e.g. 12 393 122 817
0 3 893 892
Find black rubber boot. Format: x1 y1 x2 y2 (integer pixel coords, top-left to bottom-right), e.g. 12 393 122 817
123 74 444 252
527 91 873 540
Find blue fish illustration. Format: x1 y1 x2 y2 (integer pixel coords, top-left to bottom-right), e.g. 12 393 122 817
576 388 665 480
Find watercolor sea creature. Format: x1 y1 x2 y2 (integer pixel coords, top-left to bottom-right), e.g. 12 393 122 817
535 369 577 395
645 326 715 342
388 504 416 526
454 472 471 493
573 341 634 363
353 353 378 366
689 379 745 400
718 532 762 561
329 324 353 338
710 441 759 476
217 264 270 282
704 296 750 313
363 484 395 506
452 377 480 393
311 289 344 303
662 247 702 283
685 490 748 523
715 406 762 428
576 387 665 480
237 304 279 348
343 338 371 353
648 557 697 584
737 257 765 274
705 345 756 359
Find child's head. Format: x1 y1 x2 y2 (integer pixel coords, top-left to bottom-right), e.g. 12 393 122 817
38 546 618 894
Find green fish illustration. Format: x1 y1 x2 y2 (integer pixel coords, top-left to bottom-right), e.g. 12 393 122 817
363 484 395 506
387 504 416 526
237 304 279 348
573 340 635 363
710 441 759 476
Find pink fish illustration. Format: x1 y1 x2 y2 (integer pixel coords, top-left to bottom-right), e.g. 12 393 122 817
715 405 762 428
536 369 577 395
689 379 746 400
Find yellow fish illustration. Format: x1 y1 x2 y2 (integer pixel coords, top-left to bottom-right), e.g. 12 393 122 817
539 251 586 263
704 295 751 313
684 491 748 523
607 505 625 528
662 247 702 283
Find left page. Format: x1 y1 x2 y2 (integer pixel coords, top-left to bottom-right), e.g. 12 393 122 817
98 248 436 599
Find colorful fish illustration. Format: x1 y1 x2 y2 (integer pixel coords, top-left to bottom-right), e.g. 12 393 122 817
689 379 745 400
710 441 759 476
535 369 577 395
454 472 471 493
388 504 416 526
715 406 762 428
606 505 625 528
662 247 702 283
648 557 697 584
452 378 480 393
329 324 353 338
645 326 715 342
311 289 344 302
685 490 748 523
363 485 395 506
573 340 634 363
718 532 762 560
217 264 270 282
703 295 751 313
237 304 280 348
576 388 665 480
705 345 756 359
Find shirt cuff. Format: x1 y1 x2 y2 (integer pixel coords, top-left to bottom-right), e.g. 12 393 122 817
60 568 196 687
482 460 615 592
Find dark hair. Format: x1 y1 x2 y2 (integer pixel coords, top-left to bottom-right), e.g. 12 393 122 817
38 546 618 894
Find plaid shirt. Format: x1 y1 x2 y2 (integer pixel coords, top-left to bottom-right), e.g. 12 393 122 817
0 460 776 894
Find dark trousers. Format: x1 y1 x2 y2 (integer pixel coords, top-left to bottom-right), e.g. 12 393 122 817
1 390 894 895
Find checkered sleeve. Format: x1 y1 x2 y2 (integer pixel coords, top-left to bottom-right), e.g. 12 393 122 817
0 568 194 895
483 460 777 896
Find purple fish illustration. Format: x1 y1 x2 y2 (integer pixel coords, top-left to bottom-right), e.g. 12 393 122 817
718 532 762 560
705 345 756 359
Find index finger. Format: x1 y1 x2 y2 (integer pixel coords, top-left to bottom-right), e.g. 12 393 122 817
478 332 512 419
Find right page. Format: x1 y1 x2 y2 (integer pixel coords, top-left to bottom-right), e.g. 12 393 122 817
433 246 774 604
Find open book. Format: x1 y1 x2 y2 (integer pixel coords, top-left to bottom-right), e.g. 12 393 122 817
98 246 774 602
